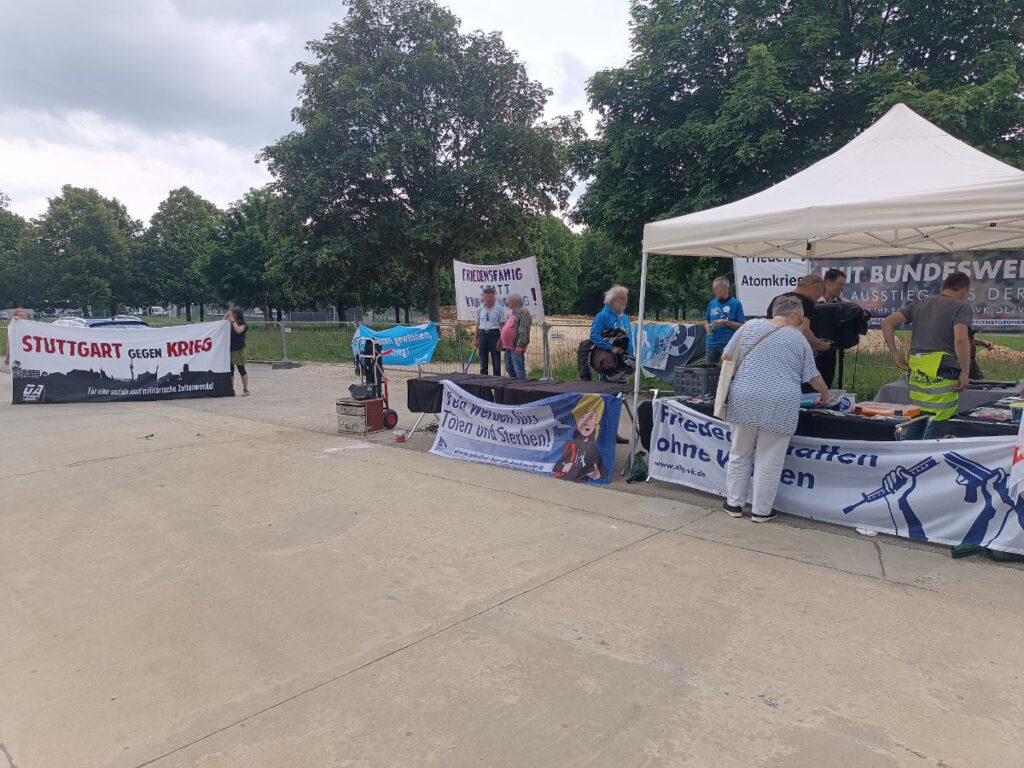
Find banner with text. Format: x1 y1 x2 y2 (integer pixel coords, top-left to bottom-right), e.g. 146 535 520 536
431 381 621 485
8 319 232 404
649 399 1024 554
815 250 1024 326
734 258 811 315
735 250 1024 325
351 323 439 366
454 257 546 322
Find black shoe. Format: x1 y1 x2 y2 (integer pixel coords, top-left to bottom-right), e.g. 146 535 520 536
723 502 743 518
616 435 629 444
751 510 779 523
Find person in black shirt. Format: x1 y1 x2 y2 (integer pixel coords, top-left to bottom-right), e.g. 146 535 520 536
768 275 831 356
226 308 249 396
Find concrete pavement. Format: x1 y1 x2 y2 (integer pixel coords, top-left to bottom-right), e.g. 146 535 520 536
2 364 1022 767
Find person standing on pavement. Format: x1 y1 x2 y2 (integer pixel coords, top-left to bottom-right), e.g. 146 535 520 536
721 295 831 523
501 293 532 379
811 268 848 387
226 308 250 396
3 308 28 366
703 277 744 366
768 275 832 356
473 286 506 376
881 272 972 439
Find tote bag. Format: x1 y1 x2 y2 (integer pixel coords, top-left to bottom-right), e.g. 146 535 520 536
713 324 782 421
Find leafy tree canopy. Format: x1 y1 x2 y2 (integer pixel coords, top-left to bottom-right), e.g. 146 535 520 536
262 0 582 320
576 0 1024 254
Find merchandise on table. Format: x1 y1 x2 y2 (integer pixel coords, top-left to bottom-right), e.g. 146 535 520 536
853 401 921 419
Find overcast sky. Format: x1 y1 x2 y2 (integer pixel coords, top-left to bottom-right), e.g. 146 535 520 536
0 0 632 222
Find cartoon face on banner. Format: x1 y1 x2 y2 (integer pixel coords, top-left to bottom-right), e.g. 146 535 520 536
431 382 621 485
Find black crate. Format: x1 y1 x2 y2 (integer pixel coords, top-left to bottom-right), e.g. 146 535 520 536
674 365 720 397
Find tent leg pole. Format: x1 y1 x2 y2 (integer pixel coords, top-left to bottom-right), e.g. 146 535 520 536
628 251 649 473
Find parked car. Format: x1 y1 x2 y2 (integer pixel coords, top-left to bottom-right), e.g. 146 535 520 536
149 306 169 316
53 316 151 329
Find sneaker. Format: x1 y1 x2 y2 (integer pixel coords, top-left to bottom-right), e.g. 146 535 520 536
751 510 779 523
615 435 629 444
722 502 743 518
242 389 251 396
856 527 878 537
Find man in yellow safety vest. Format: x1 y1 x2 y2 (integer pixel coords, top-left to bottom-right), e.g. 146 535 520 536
881 271 973 440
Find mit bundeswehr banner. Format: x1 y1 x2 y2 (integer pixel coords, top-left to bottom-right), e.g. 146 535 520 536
735 250 1024 325
815 250 1024 326
8 319 232 404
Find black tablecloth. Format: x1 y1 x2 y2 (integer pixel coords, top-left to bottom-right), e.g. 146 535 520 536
637 398 902 451
937 417 1019 438
407 374 631 414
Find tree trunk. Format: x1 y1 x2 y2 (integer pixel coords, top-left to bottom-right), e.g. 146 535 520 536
262 297 272 327
185 303 192 323
276 307 282 322
395 305 401 323
335 300 346 325
427 259 441 322
199 304 205 321
403 306 410 323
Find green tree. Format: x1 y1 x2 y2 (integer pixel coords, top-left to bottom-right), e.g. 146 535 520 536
261 0 581 321
206 187 293 319
463 215 582 315
0 192 32 308
30 185 140 315
527 217 581 316
576 0 1024 251
574 228 625 315
140 187 221 321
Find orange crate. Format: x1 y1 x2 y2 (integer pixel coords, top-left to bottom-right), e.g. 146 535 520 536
852 401 921 419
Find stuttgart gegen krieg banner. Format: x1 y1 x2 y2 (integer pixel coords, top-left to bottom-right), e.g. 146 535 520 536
8 319 233 404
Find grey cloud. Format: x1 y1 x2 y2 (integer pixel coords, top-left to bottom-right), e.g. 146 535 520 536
0 0 342 146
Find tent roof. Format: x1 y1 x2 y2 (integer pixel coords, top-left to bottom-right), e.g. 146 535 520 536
642 104 1024 259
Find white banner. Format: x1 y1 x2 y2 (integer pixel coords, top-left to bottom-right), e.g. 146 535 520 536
453 257 545 322
8 319 232 403
734 258 811 315
649 399 1024 554
430 381 621 484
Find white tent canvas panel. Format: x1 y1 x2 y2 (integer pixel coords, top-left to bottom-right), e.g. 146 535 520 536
642 104 1024 259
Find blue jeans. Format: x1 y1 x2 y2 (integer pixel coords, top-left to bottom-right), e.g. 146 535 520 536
903 416 947 440
706 345 724 366
504 349 526 378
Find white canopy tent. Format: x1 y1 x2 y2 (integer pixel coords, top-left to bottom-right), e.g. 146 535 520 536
630 104 1024 462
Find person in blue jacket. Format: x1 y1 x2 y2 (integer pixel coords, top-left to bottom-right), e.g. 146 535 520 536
704 276 744 365
590 285 633 367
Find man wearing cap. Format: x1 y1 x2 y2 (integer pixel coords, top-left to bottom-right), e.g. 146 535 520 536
473 286 506 376
882 271 972 439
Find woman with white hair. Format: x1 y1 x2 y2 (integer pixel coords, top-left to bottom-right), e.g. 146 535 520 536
589 285 632 376
721 294 830 523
